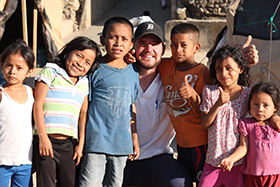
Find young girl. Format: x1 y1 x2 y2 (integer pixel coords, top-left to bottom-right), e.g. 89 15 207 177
0 40 34 187
221 82 280 187
199 44 251 187
33 36 101 187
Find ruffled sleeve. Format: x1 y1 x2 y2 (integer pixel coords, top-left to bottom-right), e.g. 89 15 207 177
238 118 249 137
200 85 217 113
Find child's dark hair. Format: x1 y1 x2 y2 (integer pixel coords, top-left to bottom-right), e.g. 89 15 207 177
210 44 251 87
143 11 150 16
1 40 34 70
102 17 133 38
248 82 280 112
171 23 199 43
53 36 101 75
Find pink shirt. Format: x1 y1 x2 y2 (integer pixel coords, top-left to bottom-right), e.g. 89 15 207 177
200 85 251 167
240 117 280 176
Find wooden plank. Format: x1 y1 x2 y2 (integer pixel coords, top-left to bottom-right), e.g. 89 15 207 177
33 3 38 68
21 0 28 45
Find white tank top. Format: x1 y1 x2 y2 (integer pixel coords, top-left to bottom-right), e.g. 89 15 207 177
0 85 34 166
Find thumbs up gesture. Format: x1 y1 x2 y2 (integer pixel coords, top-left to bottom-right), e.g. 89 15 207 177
241 35 259 66
179 76 194 99
217 86 230 106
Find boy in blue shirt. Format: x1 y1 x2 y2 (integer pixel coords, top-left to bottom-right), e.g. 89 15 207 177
79 17 139 187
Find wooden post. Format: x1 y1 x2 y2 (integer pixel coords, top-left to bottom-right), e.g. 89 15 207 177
33 3 38 68
21 0 28 45
0 0 7 11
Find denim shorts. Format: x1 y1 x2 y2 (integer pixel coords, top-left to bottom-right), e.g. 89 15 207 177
0 164 32 187
79 152 127 187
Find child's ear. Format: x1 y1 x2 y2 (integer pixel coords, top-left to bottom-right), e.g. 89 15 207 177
275 104 280 113
100 36 105 45
194 43 201 54
129 41 133 51
26 69 34 78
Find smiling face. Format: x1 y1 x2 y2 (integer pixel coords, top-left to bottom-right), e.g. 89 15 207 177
65 49 96 81
135 34 164 70
170 33 200 69
215 57 243 90
250 92 276 124
1 53 32 86
101 23 133 61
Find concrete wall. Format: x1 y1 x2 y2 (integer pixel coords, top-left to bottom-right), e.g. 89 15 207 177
91 0 125 24
165 19 227 52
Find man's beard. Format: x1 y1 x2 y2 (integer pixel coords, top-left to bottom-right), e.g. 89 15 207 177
136 59 161 70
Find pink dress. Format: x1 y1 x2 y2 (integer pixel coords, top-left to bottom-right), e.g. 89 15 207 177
239 117 280 176
200 85 251 167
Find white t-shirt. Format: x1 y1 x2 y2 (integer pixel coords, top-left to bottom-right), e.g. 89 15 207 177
0 85 34 166
136 73 175 160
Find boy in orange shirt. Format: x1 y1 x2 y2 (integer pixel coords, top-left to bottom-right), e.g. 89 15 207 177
158 23 261 185
158 23 212 184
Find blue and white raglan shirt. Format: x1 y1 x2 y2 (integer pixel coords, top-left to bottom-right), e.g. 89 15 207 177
34 63 89 139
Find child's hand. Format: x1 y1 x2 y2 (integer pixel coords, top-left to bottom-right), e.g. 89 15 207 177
241 35 259 66
217 87 230 106
125 49 136 64
179 76 194 99
220 158 234 171
39 137 54 158
128 139 140 161
270 114 280 132
128 150 139 161
73 145 83 166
